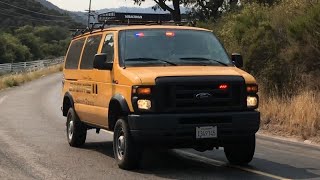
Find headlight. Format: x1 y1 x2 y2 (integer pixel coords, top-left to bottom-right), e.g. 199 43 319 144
132 86 153 111
247 96 258 109
137 99 152 110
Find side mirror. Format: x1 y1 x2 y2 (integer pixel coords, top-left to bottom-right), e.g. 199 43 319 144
232 53 243 68
93 53 113 70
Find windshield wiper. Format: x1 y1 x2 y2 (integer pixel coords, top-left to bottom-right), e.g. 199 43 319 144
125 58 177 66
179 57 229 66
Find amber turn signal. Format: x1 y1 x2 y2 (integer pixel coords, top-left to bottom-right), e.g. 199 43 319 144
137 87 151 95
247 85 258 93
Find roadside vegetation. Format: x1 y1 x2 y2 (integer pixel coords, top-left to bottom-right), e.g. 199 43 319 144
0 0 82 64
199 0 320 142
0 64 62 90
133 0 320 141
0 26 71 64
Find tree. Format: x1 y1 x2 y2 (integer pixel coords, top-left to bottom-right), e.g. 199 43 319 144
242 0 280 5
15 26 43 59
188 0 225 21
133 0 234 22
34 26 69 43
0 33 31 64
16 33 43 60
134 0 183 21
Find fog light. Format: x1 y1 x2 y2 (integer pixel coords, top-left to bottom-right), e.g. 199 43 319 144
247 96 258 108
137 99 152 110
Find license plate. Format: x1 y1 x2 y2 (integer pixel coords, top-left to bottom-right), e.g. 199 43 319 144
196 126 217 139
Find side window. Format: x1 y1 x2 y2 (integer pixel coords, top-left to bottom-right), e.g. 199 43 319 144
101 33 114 63
80 35 103 69
65 38 85 69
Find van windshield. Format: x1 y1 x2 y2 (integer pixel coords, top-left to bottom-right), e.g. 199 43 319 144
119 29 232 67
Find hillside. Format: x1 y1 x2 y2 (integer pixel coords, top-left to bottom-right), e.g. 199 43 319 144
35 0 87 25
34 0 64 12
35 0 187 25
0 0 80 28
0 0 81 64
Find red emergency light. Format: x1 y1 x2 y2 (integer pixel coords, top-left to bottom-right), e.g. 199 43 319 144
219 84 228 90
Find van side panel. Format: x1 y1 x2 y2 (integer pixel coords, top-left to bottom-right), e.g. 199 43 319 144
72 32 115 128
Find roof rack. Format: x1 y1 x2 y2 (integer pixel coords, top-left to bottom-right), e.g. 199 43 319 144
71 12 190 38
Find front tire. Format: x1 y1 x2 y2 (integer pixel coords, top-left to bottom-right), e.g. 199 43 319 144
113 118 141 170
224 135 256 165
66 108 87 147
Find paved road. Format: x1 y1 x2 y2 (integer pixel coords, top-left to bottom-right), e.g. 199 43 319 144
1 73 320 180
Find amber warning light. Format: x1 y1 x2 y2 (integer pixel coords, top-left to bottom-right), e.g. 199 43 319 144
166 32 175 37
137 87 151 95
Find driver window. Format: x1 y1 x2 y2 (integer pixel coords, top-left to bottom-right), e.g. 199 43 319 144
101 33 114 63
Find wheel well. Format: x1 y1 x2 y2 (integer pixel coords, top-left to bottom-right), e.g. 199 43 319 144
63 96 72 117
108 100 128 131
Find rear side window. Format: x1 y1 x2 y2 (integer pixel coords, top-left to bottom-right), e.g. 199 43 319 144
80 35 102 69
65 38 85 69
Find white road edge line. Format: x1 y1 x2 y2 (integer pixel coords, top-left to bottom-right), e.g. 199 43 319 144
175 150 291 180
101 130 291 180
0 95 7 104
102 129 114 135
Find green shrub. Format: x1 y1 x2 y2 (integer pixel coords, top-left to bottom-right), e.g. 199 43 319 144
207 1 319 95
287 3 320 77
0 25 71 64
4 78 19 87
0 33 31 64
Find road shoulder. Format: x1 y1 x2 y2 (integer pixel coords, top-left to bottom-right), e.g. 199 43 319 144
257 132 320 150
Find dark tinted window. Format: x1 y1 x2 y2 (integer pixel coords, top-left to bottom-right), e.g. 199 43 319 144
65 38 85 69
80 35 102 69
101 33 114 63
119 30 232 67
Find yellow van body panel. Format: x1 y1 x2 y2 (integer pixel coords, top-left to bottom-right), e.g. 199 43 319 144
124 66 256 85
62 25 258 131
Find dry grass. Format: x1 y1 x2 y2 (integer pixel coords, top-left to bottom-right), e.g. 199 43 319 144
260 90 320 142
0 64 63 91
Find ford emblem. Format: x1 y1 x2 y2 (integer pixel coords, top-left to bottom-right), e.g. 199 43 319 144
195 93 212 99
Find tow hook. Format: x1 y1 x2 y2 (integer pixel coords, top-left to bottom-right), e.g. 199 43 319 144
96 128 100 134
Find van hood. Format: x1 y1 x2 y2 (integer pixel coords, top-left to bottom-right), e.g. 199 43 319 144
125 66 256 85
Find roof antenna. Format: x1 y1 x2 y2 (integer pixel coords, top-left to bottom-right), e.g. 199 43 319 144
86 0 96 28
86 0 92 27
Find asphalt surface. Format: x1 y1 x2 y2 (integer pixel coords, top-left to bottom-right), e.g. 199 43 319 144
1 73 320 180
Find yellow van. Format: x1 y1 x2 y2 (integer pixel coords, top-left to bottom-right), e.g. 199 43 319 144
62 12 260 170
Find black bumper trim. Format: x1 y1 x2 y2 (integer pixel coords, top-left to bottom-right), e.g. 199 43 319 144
128 111 260 146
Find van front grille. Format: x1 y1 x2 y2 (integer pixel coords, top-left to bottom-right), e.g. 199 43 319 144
153 76 246 113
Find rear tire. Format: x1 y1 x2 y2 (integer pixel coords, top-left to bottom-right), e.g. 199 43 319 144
113 118 141 170
224 135 256 165
66 108 87 147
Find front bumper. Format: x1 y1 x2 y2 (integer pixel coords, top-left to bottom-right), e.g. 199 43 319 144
128 111 260 148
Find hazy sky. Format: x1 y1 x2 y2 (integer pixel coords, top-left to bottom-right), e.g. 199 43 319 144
47 0 155 11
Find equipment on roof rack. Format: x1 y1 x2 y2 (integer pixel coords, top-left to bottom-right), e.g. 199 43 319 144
98 12 172 24
70 12 190 38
